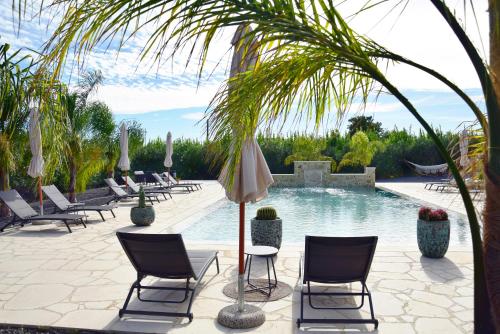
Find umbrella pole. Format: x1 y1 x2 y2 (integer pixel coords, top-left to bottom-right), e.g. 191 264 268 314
238 201 245 312
38 176 43 215
124 170 128 190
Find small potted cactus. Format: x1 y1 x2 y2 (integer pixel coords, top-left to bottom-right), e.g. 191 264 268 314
130 186 155 226
417 207 450 258
251 206 282 249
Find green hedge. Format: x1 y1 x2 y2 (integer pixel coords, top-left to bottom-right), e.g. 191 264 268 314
130 128 457 180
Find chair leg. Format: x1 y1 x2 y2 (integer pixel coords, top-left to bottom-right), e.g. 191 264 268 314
297 287 304 328
63 220 72 233
110 209 116 218
365 284 378 329
98 211 105 222
119 280 138 318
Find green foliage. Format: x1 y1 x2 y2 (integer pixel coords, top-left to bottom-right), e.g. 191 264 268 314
138 186 146 208
0 43 67 194
284 136 334 167
347 116 383 137
256 206 277 220
338 131 382 172
129 126 456 182
257 134 293 174
131 138 219 180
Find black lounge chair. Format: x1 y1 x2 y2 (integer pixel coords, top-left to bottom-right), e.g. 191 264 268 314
116 232 219 322
164 172 202 190
122 176 173 200
297 236 379 329
42 185 117 222
151 173 193 193
104 178 160 205
0 189 86 233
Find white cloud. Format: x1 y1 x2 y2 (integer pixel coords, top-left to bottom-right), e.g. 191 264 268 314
93 83 220 114
181 112 205 121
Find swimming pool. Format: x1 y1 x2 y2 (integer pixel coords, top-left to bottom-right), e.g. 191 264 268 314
181 187 470 246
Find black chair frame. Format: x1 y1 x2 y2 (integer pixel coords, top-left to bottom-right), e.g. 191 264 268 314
117 233 219 322
119 258 218 322
297 236 379 330
298 280 377 328
0 211 86 233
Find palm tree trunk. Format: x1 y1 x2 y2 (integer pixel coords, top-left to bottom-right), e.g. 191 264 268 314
483 1 500 332
0 168 10 217
68 160 77 203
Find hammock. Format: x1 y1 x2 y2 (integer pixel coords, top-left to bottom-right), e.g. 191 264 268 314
405 160 448 176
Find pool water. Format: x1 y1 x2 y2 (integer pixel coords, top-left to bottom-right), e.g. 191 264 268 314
182 187 470 246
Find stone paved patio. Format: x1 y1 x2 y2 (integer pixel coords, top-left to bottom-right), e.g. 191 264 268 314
0 181 473 333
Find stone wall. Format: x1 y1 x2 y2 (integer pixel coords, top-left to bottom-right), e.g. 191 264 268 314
272 161 375 187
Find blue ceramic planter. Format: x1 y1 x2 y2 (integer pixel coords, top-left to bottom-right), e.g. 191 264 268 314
417 219 450 258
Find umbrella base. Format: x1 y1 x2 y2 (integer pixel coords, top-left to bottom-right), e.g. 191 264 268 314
217 304 265 329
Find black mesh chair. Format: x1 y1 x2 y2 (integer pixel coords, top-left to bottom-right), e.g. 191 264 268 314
116 232 219 322
42 185 117 221
104 178 160 205
122 176 172 200
297 236 379 329
0 190 86 233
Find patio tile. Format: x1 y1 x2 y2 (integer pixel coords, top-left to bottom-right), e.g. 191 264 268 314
405 300 449 317
4 284 73 310
0 309 60 325
54 309 118 329
71 284 128 302
414 318 461 334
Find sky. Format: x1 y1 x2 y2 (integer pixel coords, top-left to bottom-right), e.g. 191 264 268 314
0 0 490 141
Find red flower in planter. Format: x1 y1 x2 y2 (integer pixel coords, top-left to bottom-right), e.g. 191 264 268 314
419 207 448 221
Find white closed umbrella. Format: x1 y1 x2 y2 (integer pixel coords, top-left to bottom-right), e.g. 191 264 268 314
164 131 173 172
218 24 273 320
459 129 470 168
27 108 45 215
117 123 130 186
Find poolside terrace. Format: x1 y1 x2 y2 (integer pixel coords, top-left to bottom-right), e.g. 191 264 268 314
0 180 474 333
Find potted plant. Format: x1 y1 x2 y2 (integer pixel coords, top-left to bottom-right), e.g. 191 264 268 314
251 206 282 249
417 207 450 258
130 186 155 226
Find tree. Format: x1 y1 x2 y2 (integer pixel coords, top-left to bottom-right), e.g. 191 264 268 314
284 136 336 170
61 70 104 202
0 43 66 214
347 116 383 137
338 131 381 172
14 0 499 331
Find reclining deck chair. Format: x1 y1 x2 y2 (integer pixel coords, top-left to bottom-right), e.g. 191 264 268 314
0 190 86 233
122 176 172 200
42 185 117 221
164 172 202 190
297 236 379 329
104 178 160 205
116 232 219 322
151 173 193 193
